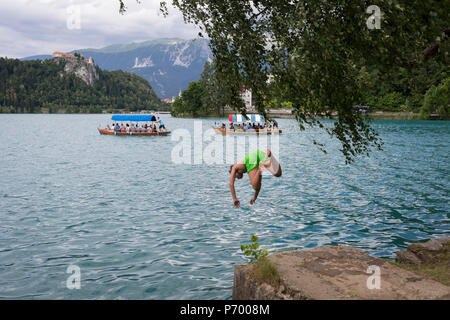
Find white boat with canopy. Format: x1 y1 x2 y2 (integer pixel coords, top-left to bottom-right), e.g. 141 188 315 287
212 114 281 135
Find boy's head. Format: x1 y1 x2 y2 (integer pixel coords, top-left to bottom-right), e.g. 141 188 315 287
229 165 243 179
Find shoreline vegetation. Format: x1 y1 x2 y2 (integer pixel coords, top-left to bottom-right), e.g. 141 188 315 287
170 59 449 121
169 109 449 120
0 109 448 121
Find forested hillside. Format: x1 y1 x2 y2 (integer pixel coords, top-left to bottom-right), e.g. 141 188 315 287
0 57 167 113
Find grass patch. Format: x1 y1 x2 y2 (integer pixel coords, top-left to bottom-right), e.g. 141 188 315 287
390 245 450 286
250 257 281 287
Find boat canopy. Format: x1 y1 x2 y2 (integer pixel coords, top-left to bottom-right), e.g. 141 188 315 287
228 114 265 122
111 114 157 122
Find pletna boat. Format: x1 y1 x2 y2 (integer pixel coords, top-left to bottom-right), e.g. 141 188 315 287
98 114 170 136
212 114 282 135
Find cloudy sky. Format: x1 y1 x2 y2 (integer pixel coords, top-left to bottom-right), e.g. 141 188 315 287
1 0 201 58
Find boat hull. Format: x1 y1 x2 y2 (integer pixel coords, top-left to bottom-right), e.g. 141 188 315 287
98 129 171 136
212 126 282 135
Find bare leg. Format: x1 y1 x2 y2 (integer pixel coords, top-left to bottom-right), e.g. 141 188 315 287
259 149 282 177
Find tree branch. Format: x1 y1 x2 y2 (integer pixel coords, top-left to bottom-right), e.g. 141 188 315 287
423 27 450 61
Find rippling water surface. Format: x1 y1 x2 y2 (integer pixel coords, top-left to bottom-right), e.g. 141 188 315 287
0 114 449 299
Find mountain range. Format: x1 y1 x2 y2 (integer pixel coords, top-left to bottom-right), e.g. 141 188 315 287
22 38 212 99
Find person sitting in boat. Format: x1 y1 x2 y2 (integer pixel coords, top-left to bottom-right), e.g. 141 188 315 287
229 149 282 208
230 123 234 130
115 123 121 132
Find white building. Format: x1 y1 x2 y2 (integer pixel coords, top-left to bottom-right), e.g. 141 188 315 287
240 85 254 111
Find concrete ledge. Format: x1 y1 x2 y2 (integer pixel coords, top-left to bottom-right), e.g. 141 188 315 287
233 245 450 300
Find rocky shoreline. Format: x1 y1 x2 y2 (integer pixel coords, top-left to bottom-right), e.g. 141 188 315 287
233 237 450 300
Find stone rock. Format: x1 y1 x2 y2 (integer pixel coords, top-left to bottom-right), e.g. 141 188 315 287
395 237 450 265
53 55 99 86
396 250 422 265
233 245 450 300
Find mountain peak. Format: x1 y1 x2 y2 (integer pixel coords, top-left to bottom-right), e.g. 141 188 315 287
22 38 212 99
80 38 195 54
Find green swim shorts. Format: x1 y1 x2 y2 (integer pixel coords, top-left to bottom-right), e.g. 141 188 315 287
244 150 269 173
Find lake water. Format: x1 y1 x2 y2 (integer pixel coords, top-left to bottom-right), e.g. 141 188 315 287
0 114 449 299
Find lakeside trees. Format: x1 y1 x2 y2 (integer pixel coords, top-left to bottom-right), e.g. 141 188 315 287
173 58 449 119
358 59 448 115
421 77 450 119
0 57 166 113
120 0 449 162
172 60 228 117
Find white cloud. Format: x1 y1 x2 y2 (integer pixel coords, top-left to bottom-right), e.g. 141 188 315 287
0 0 201 58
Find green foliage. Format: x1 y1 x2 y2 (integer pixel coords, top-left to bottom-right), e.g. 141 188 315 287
0 57 166 113
240 235 280 285
377 92 407 111
171 60 228 117
420 77 450 119
240 235 268 264
171 80 204 116
359 60 449 113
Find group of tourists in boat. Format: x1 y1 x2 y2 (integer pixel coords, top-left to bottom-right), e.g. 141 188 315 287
212 114 282 135
107 122 164 133
99 113 281 137
98 114 170 136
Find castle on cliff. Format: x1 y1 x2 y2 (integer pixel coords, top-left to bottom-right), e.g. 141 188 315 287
52 51 94 64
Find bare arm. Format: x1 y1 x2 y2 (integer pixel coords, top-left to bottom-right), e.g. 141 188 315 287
250 182 261 205
229 166 240 208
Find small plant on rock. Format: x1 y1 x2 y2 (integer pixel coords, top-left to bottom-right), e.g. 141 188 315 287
240 235 280 286
240 235 268 264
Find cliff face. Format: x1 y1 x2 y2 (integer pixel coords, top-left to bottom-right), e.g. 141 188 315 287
52 55 99 86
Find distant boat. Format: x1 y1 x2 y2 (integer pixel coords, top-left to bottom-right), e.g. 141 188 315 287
98 114 170 136
212 114 282 135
